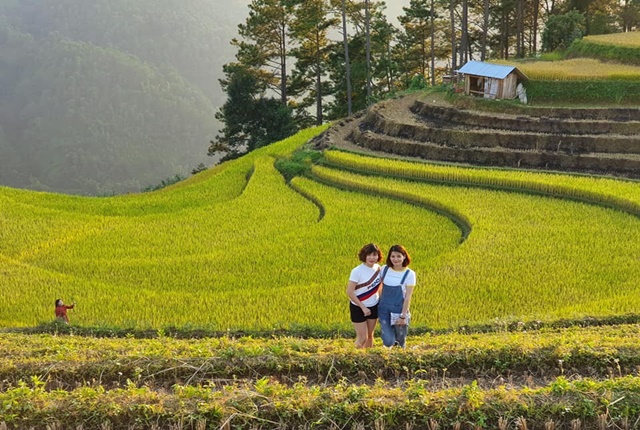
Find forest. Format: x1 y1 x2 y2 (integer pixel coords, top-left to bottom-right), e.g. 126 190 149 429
212 0 640 159
0 0 247 195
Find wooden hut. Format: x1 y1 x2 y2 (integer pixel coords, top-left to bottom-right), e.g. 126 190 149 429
457 61 528 100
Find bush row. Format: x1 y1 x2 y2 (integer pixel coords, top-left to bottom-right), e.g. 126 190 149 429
4 375 640 429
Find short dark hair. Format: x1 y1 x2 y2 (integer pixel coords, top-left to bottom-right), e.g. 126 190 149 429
358 243 382 263
386 244 411 267
55 299 63 307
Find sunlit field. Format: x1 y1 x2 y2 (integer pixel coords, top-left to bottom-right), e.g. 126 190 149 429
494 58 640 80
2 125 640 332
584 32 640 47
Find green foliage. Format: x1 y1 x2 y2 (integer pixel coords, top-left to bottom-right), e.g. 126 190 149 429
6 326 640 428
211 63 298 156
409 73 428 90
542 10 586 53
536 51 566 61
141 174 186 193
524 79 640 103
274 149 323 182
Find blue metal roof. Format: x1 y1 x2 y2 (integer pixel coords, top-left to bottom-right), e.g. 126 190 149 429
457 61 524 79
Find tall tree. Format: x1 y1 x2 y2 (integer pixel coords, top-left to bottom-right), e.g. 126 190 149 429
450 0 457 72
209 63 296 159
289 0 337 125
370 11 399 93
620 0 640 31
340 0 353 115
431 0 436 84
233 0 296 105
541 8 586 51
365 0 372 105
481 0 490 60
460 0 469 64
398 0 433 82
396 0 449 87
531 0 541 55
516 0 525 57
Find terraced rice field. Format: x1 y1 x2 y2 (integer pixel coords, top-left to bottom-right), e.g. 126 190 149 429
3 123 640 428
493 58 640 80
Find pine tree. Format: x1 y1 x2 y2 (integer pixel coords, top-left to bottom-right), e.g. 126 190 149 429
289 0 338 125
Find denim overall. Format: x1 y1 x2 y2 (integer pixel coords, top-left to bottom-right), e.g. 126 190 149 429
378 266 409 347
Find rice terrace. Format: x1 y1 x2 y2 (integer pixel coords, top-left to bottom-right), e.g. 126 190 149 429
4 21 640 430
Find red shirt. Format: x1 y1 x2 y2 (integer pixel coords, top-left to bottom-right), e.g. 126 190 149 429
55 304 74 323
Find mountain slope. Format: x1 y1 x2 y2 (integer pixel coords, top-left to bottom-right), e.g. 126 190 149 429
0 0 247 194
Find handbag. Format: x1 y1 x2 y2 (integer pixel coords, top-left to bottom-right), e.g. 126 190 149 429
390 312 410 326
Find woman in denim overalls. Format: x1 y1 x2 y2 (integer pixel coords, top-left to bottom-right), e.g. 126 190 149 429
378 245 416 348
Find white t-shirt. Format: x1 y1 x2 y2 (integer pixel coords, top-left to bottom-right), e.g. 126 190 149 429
381 266 416 298
349 263 381 307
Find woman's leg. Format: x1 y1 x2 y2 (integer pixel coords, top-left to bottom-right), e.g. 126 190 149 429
394 324 408 348
365 318 377 348
378 306 395 347
352 321 369 348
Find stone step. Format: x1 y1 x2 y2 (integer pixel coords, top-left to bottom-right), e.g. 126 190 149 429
410 100 640 136
350 128 640 177
362 109 640 156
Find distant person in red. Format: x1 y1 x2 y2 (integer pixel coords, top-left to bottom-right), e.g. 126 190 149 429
55 298 75 323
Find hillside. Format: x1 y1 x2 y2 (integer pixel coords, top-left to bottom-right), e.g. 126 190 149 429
0 0 247 195
2 110 640 428
321 91 640 179
1 123 639 331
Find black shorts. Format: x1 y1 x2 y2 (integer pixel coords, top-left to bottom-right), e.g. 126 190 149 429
350 303 378 323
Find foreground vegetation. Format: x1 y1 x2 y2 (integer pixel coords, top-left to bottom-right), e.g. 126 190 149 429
4 324 640 429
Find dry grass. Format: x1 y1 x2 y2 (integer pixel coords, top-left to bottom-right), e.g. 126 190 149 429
584 32 640 47
492 58 640 80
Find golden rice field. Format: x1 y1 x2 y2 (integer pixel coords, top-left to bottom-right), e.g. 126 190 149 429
494 58 640 80
2 126 640 331
584 32 640 48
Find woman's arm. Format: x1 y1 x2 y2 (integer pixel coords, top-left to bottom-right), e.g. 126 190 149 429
401 285 414 316
395 285 414 326
346 281 371 316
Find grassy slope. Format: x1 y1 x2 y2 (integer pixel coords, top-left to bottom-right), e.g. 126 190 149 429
1 123 640 331
0 126 462 329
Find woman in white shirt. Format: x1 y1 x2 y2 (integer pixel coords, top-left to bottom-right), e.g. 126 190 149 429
378 244 416 348
346 243 383 348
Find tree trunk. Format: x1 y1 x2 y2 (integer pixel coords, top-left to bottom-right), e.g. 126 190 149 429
316 42 323 125
461 0 469 65
431 0 436 85
532 0 540 55
482 0 489 61
450 0 457 74
365 0 372 105
516 0 524 58
342 0 352 116
280 21 287 105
